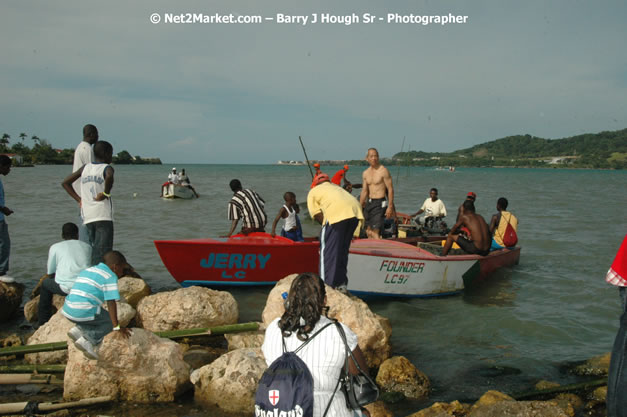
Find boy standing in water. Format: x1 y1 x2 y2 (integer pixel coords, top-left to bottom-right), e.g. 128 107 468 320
271 192 304 242
62 141 115 266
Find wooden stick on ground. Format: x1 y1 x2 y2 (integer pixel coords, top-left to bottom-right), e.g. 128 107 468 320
0 395 111 415
0 373 63 385
0 322 260 357
0 364 66 374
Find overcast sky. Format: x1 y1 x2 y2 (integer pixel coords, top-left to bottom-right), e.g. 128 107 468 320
1 0 625 163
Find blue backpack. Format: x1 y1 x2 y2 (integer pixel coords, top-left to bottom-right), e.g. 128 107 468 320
255 322 339 417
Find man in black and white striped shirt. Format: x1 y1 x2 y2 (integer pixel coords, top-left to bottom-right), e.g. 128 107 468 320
227 179 268 237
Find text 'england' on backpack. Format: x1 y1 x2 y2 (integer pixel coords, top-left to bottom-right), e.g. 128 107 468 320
255 322 336 417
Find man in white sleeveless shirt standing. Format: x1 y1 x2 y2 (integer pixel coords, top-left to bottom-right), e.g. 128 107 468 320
72 124 98 243
63 141 115 266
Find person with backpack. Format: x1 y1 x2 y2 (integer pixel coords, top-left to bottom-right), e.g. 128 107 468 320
489 197 519 251
259 273 370 417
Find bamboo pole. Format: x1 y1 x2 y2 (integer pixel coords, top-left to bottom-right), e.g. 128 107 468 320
510 378 607 400
0 341 67 356
298 136 314 179
0 322 259 357
0 364 66 373
155 322 259 339
0 373 63 385
0 395 111 415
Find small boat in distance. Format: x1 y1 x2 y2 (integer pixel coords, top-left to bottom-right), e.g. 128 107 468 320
162 183 198 199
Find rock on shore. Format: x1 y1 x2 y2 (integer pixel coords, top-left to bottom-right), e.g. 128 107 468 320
261 274 392 367
376 356 431 399
192 347 266 413
118 276 151 308
23 294 65 323
64 328 191 402
0 282 24 322
135 286 238 331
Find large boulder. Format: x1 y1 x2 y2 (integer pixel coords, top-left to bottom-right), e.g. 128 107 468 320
64 328 191 402
468 401 569 417
26 302 136 364
135 286 238 331
192 348 266 413
0 282 23 322
262 275 392 368
23 294 65 323
376 356 430 400
469 390 515 412
118 277 151 309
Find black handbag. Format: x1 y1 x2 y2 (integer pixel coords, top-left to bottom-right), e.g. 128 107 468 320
334 322 379 409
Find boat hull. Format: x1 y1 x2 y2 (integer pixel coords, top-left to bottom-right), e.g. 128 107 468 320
155 235 520 297
162 184 196 199
154 234 320 287
346 239 520 297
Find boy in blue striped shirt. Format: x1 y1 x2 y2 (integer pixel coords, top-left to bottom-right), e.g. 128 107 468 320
62 250 131 359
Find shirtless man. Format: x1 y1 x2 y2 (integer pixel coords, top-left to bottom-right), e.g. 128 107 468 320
360 148 395 239
442 200 490 256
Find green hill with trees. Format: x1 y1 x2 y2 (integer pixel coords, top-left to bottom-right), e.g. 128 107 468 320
0 132 161 165
389 128 626 169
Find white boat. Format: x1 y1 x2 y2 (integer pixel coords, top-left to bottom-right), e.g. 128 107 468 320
162 184 197 199
346 239 521 297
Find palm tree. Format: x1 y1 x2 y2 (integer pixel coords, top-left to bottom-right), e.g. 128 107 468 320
19 133 27 143
31 135 40 146
0 133 10 151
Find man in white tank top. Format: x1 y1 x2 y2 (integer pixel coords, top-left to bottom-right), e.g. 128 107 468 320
63 141 115 266
72 124 98 243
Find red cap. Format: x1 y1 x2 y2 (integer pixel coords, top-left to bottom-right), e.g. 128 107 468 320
311 173 330 188
343 165 349 171
467 192 476 199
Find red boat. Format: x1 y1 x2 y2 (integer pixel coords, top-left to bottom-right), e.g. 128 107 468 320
154 233 320 287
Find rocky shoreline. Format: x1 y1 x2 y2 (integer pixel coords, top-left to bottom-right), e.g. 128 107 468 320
1 275 610 416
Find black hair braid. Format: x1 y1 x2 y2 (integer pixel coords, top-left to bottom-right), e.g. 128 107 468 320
278 273 327 341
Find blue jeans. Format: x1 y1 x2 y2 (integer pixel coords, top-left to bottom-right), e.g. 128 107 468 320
78 211 89 244
0 220 10 275
607 286 627 417
72 308 113 346
320 217 358 288
38 278 68 325
86 220 113 265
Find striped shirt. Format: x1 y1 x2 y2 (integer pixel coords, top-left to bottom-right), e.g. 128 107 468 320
62 263 120 322
262 316 358 417
227 189 267 229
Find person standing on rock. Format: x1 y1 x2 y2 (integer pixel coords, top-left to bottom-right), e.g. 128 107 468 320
62 140 116 266
0 155 14 283
606 234 627 417
262 273 370 417
72 124 98 243
62 250 131 360
37 223 91 327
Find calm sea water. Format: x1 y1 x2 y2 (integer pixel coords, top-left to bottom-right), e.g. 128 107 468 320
2 164 626 412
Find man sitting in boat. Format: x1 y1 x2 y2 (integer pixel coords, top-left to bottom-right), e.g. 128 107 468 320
160 167 180 197
177 169 199 198
442 200 490 256
227 179 267 237
411 188 447 230
270 191 304 242
489 197 518 251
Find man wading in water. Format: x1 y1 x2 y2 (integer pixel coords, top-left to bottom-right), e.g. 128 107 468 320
360 148 395 239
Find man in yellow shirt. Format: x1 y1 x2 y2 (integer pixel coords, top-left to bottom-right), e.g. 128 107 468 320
307 173 364 290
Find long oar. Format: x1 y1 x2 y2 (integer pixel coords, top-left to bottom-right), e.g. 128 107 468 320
395 136 406 184
299 136 314 179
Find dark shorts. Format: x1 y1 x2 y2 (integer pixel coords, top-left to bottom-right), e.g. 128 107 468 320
456 236 490 256
365 198 386 231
